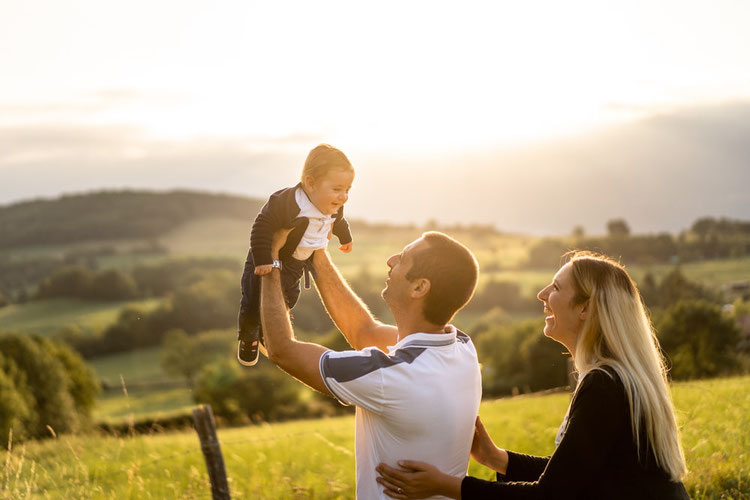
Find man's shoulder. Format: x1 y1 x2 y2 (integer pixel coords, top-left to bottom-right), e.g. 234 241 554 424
320 346 428 384
455 328 472 344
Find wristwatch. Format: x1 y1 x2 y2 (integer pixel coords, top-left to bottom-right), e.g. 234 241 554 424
271 259 282 271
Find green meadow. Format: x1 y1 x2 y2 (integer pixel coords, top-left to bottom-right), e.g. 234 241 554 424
1 247 748 426
0 298 162 338
88 347 194 424
1 376 747 499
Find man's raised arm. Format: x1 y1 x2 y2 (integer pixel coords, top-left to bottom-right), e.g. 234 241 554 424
260 256 331 396
312 249 397 351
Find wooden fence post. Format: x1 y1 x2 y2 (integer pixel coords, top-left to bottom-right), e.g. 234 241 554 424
193 405 231 500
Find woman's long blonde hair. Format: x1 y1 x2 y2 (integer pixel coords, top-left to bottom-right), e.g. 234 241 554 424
568 251 686 481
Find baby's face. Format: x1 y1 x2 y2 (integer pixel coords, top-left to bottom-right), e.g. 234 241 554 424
305 169 354 215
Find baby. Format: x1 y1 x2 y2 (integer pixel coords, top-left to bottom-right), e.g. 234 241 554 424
237 144 354 366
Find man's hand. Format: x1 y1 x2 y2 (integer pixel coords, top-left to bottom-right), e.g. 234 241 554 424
339 241 353 253
254 264 273 275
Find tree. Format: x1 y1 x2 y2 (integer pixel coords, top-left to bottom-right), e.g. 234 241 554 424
524 239 570 269
0 335 78 439
86 269 138 300
0 353 33 442
40 338 101 414
657 268 715 309
638 272 659 309
35 266 93 299
691 217 716 240
161 329 233 387
519 325 571 391
606 219 631 238
657 300 740 380
469 280 524 312
193 360 304 424
571 225 585 239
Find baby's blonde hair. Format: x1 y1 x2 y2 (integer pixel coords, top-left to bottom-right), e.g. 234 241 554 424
301 144 353 182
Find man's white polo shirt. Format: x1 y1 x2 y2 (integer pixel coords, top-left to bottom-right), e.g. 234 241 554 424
319 325 482 499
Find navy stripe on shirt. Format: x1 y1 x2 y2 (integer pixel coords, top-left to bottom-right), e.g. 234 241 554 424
322 347 427 384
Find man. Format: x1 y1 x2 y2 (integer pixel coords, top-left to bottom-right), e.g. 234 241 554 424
261 230 481 499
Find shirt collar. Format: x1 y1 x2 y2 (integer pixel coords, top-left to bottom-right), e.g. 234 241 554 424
388 324 457 353
295 185 327 218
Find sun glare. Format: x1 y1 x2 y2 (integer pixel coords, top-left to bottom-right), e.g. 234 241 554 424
2 0 749 154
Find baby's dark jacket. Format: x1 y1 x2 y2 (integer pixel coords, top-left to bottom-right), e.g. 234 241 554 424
250 183 352 267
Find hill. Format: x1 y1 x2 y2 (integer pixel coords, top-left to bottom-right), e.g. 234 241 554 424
0 189 264 249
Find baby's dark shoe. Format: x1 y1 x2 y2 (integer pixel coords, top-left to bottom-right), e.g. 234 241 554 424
237 329 260 367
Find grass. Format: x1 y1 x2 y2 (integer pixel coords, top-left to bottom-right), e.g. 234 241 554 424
1 376 747 499
630 256 750 290
88 346 194 423
159 217 250 258
0 298 162 338
88 346 177 386
94 386 195 424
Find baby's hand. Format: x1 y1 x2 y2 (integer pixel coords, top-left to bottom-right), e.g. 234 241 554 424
339 242 353 253
254 264 273 275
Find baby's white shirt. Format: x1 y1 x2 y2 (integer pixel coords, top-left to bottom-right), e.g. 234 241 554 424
292 187 335 260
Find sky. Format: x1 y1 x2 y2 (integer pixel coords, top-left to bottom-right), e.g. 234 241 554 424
1 0 749 234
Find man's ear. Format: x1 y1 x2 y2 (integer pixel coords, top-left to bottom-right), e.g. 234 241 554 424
410 278 431 299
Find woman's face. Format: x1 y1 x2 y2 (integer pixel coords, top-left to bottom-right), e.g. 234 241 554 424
537 263 586 353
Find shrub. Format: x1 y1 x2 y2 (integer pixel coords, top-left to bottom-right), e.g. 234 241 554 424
193 360 305 424
161 329 234 387
0 353 34 443
0 335 78 439
657 300 740 380
40 338 101 415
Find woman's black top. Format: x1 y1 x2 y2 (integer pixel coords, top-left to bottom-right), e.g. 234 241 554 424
461 368 689 499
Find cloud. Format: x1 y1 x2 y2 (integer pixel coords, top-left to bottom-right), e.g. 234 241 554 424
0 123 309 204
0 89 186 122
1 101 749 235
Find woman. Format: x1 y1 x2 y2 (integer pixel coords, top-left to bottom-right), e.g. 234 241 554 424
376 252 689 499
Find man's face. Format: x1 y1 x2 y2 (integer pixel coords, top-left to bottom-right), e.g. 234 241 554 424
382 237 426 307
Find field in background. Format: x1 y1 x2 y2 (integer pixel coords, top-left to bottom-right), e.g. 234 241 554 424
0 298 162 338
1 217 749 426
88 347 193 424
2 376 747 499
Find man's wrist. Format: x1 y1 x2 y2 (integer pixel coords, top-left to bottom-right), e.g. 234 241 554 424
271 259 282 271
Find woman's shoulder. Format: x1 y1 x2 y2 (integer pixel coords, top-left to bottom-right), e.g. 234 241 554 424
575 365 628 404
581 364 622 385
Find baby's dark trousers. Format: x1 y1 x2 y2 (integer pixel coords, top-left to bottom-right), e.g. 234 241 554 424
237 248 311 341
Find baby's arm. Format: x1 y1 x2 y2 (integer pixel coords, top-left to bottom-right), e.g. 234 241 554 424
250 189 294 267
332 214 353 254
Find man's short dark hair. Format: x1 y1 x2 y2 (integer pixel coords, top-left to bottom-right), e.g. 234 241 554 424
405 232 479 325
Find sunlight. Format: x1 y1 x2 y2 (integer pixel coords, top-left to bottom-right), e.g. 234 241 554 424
3 0 749 155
